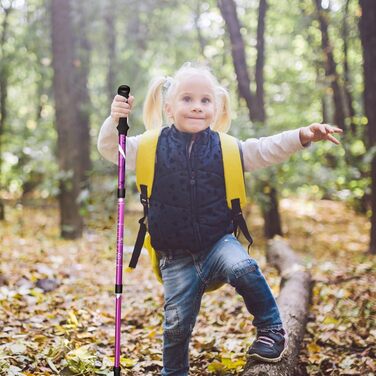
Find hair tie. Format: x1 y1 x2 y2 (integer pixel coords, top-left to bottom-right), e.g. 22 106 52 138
163 76 174 90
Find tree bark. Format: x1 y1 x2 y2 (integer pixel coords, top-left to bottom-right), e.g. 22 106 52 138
243 238 312 375
193 1 207 59
343 0 356 135
314 0 346 131
105 1 117 108
255 0 283 238
21 5 51 200
255 0 267 123
322 95 330 124
217 0 258 122
359 0 376 254
262 186 283 239
74 1 92 191
50 0 83 239
218 0 283 238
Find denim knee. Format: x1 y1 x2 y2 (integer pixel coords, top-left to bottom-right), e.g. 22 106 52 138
229 258 259 286
164 305 191 341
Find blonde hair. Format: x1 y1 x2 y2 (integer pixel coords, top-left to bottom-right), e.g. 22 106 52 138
142 62 232 132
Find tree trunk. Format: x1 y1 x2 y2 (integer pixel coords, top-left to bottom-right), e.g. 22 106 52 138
193 1 207 59
105 1 117 108
218 0 283 238
21 8 50 201
255 0 267 123
255 0 283 238
0 3 13 220
50 0 83 239
314 0 346 131
322 95 330 124
359 0 376 254
243 238 312 375
217 0 258 122
343 0 356 135
262 186 283 239
74 1 92 191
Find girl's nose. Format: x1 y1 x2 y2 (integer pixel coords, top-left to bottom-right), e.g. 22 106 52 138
192 102 203 112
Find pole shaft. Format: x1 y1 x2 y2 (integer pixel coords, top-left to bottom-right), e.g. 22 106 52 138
113 84 130 375
114 133 126 369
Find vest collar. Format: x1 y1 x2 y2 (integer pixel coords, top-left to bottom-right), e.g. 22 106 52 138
170 124 211 144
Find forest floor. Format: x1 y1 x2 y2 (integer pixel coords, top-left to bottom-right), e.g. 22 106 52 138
0 197 375 376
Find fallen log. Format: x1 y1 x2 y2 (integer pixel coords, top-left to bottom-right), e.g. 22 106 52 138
242 237 312 376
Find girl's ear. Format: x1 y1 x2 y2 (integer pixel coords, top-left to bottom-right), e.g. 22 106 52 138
164 103 174 122
164 102 170 116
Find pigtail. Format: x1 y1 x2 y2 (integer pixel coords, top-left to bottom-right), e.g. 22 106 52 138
212 86 231 133
142 76 166 130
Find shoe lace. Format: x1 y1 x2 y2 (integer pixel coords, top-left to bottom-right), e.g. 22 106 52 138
256 335 275 347
256 329 284 347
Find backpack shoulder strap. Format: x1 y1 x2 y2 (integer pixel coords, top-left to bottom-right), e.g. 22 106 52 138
218 132 254 249
129 128 161 270
136 128 161 197
218 132 247 208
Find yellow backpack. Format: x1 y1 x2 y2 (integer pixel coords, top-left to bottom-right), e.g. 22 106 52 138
126 128 253 292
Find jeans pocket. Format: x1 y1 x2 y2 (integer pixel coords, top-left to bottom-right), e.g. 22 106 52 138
232 258 258 279
164 305 183 339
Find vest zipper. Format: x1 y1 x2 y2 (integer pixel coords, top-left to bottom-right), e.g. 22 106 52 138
186 134 202 249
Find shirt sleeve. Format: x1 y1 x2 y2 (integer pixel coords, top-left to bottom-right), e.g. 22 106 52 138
240 128 311 172
97 116 140 171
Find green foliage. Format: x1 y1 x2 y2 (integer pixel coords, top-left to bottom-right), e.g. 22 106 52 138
0 0 368 215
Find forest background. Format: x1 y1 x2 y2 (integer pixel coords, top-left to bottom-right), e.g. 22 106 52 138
0 0 375 375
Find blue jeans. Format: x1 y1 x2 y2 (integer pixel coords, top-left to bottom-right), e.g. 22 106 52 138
158 234 283 376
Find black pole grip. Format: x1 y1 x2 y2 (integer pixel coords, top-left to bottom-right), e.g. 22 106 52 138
117 85 130 135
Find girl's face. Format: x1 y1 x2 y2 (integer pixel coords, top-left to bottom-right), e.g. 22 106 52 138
165 74 216 134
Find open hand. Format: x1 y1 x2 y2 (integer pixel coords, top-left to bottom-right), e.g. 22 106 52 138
299 123 343 146
110 94 135 125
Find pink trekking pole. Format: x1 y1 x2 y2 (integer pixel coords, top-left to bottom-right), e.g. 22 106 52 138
113 84 130 376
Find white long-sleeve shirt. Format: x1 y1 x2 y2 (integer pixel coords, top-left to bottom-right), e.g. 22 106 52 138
97 116 310 172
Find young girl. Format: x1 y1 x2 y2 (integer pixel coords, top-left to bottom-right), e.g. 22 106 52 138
98 62 342 375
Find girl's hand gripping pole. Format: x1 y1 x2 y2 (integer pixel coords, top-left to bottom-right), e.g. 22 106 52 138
114 85 130 376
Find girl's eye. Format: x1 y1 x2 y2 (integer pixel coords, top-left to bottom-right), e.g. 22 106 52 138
182 96 191 102
202 98 211 103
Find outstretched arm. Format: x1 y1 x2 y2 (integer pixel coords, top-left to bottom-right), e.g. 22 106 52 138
241 124 343 172
241 128 308 172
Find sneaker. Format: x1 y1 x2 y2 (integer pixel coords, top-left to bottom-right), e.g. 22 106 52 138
246 328 288 362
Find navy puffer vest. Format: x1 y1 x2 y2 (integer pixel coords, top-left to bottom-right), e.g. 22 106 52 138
148 124 234 253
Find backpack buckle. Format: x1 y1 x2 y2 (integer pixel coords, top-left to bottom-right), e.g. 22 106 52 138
140 184 149 207
140 196 148 205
